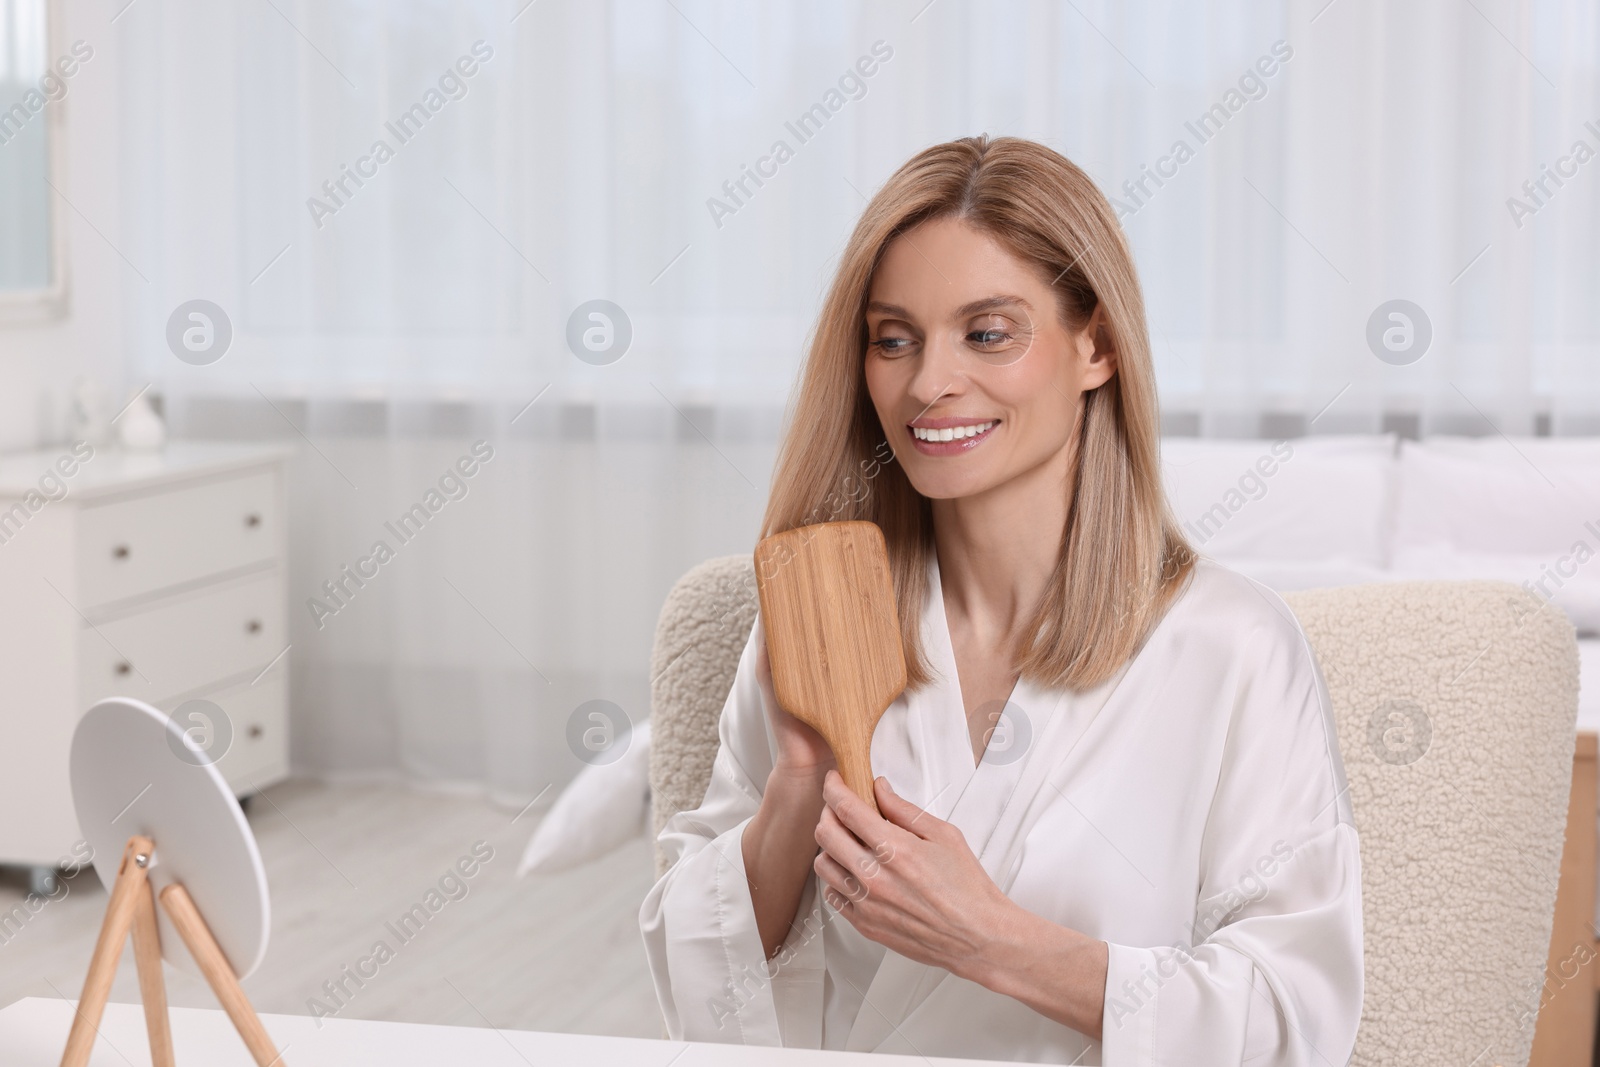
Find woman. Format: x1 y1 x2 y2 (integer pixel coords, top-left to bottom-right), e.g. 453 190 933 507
639 135 1362 1064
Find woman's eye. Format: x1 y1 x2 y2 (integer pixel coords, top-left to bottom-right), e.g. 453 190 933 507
869 336 914 355
967 315 1018 348
968 328 1011 347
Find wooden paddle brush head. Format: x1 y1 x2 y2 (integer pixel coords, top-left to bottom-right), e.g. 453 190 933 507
754 521 908 813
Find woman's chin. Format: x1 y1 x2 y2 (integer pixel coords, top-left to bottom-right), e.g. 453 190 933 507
903 466 1005 502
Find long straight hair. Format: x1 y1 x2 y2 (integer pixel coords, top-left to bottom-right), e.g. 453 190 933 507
760 135 1196 692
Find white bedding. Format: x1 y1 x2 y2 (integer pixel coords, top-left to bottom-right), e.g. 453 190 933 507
1567 638 1600 930
1578 639 1600 735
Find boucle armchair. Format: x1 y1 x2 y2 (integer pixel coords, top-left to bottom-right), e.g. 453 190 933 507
648 554 1581 1066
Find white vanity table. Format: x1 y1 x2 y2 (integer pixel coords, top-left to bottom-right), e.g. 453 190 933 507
0 998 1016 1066
0 443 291 891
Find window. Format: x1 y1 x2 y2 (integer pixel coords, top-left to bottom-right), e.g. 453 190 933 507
0 0 66 318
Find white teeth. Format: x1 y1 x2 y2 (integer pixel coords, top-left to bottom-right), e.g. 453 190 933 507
911 421 995 442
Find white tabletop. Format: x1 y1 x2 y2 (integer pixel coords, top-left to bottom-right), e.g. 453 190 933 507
0 442 290 499
0 998 1011 1066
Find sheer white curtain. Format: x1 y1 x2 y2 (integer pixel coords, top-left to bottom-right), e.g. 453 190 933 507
110 0 1600 792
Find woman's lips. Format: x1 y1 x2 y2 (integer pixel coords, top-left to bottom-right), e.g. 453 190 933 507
906 420 999 456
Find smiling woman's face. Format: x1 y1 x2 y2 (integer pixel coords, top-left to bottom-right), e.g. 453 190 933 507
863 216 1116 503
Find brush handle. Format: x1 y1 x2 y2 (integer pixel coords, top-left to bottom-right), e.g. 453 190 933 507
834 732 880 815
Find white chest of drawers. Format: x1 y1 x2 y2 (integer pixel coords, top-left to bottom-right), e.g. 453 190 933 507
0 442 291 869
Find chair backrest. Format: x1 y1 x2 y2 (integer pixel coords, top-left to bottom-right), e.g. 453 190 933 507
1280 580 1577 1067
648 555 759 874
649 556 1580 1067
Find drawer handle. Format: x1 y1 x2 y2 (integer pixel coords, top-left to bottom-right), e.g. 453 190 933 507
246 619 263 634
248 724 264 739
112 545 130 560
245 513 262 528
114 661 131 676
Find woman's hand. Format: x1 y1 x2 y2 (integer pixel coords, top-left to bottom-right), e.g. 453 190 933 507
742 635 836 960
756 637 836 781
812 770 1014 979
812 770 1109 1040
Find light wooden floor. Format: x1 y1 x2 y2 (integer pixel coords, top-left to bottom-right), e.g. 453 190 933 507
0 779 664 1038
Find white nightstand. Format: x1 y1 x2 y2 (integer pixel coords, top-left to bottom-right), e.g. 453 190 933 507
0 442 291 889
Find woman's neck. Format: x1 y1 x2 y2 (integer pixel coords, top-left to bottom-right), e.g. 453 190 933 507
930 438 1075 647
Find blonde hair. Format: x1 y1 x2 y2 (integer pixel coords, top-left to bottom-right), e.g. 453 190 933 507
760 135 1195 692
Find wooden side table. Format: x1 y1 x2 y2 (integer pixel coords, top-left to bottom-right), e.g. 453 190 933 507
1530 731 1599 1065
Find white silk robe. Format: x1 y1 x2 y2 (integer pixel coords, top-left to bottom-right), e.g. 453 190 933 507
639 555 1363 1064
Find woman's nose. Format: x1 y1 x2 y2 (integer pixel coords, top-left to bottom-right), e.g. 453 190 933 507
906 331 965 408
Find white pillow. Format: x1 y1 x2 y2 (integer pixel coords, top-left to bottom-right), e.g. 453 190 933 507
1160 435 1398 566
1389 544 1600 635
1578 640 1600 734
1393 439 1600 557
518 720 652 877
1409 435 1600 465
1213 557 1392 592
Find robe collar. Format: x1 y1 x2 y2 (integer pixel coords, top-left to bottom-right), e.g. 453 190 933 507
843 549 1136 1052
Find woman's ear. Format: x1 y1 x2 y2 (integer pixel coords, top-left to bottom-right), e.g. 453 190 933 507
1074 304 1118 390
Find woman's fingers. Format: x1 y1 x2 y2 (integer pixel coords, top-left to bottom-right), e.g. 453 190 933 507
814 849 871 905
814 803 874 876
873 776 938 838
821 770 899 848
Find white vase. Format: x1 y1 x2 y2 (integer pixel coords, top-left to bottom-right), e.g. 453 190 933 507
117 390 167 451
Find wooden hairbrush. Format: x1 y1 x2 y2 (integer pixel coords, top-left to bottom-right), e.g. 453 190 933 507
754 521 907 814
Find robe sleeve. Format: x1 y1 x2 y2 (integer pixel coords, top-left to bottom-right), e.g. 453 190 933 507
638 614 828 1047
1099 610 1364 1066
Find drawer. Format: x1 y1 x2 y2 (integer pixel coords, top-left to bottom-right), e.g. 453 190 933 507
216 674 289 792
79 572 285 707
167 674 289 794
153 673 288 795
78 470 281 608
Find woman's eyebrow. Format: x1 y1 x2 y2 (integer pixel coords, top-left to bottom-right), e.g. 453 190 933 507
955 294 1033 317
866 295 1034 320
